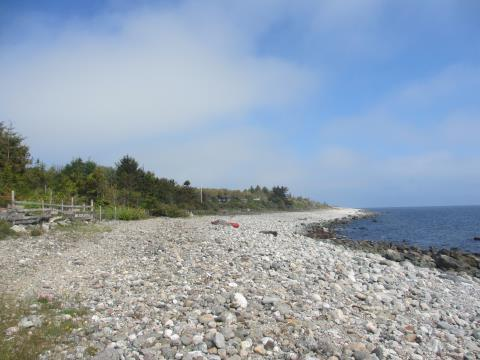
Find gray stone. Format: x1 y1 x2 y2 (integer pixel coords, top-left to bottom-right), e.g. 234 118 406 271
353 351 369 360
261 296 281 305
261 337 275 350
93 349 121 360
372 346 384 360
18 315 42 329
184 351 206 360
170 334 181 346
221 326 235 340
181 334 193 346
213 332 226 349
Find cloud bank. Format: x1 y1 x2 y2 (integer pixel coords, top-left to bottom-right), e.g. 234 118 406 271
0 2 310 151
0 0 479 207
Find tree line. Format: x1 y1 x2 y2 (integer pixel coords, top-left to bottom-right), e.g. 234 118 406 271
0 122 325 216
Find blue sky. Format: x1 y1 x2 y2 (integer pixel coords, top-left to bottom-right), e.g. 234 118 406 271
0 0 479 207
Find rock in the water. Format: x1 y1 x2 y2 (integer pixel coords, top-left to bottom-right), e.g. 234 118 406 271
434 254 461 270
384 249 404 262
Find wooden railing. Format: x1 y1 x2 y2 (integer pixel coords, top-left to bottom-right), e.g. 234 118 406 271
1 190 99 225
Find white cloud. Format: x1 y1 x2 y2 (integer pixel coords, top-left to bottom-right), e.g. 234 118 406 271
0 3 310 154
131 126 304 190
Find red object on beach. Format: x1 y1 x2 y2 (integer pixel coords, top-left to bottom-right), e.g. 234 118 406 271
211 219 240 228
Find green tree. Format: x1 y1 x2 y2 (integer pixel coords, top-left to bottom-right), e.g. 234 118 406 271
85 166 109 201
115 155 142 206
0 122 31 195
270 186 292 209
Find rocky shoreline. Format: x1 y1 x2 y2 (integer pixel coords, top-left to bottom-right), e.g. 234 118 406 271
0 209 479 359
304 213 480 278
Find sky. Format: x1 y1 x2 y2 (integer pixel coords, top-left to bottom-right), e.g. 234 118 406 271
0 0 479 207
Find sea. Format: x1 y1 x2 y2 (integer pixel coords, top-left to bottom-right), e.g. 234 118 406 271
336 206 480 254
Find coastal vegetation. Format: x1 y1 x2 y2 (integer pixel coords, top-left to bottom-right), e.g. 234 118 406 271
0 219 16 240
0 295 88 360
0 122 325 217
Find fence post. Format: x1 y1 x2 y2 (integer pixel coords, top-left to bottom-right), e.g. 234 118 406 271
99 206 102 221
90 200 94 212
11 190 15 208
83 203 86 212
49 190 53 205
41 199 45 215
71 197 74 208
114 206 117 220
61 200 64 213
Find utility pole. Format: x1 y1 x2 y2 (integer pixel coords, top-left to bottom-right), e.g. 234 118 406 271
200 187 203 204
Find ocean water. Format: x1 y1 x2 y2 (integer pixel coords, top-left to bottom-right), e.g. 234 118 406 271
337 206 480 254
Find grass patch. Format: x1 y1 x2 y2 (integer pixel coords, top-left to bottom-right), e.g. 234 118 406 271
0 296 89 359
85 345 98 356
62 307 88 317
55 222 112 235
0 220 16 240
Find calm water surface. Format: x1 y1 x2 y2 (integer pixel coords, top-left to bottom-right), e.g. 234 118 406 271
337 206 480 253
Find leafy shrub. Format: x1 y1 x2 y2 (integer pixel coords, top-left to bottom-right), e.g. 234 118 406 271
150 203 188 218
0 220 15 240
115 207 148 221
97 206 148 221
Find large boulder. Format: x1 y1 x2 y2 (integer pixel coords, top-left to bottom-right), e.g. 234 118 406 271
434 254 462 270
383 249 404 262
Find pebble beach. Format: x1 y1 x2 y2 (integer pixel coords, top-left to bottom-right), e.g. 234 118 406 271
1 208 479 359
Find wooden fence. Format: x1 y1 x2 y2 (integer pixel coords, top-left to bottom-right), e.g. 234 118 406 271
0 190 103 225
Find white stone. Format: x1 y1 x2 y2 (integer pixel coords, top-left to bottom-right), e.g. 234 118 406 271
232 293 248 309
